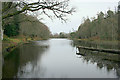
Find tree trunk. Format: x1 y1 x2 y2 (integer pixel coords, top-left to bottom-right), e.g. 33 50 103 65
0 2 2 79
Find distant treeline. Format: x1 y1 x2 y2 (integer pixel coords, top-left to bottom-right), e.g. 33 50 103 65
50 32 70 38
2 2 50 40
70 10 119 41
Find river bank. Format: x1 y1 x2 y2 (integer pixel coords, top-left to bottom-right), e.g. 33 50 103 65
73 39 120 62
2 39 120 78
76 39 120 45
2 35 47 58
73 38 120 49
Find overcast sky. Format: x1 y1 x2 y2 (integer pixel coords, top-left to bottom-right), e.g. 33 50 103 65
39 0 119 34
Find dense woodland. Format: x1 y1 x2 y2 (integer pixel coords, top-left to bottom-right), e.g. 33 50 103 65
2 2 50 40
19 14 50 40
1 0 75 41
1 2 120 41
70 10 119 41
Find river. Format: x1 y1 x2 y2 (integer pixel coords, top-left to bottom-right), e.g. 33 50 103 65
2 39 120 78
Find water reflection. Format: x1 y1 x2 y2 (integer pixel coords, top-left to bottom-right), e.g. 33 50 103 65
73 40 120 78
3 41 49 78
2 39 120 78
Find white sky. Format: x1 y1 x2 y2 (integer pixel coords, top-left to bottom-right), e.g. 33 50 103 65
39 0 119 34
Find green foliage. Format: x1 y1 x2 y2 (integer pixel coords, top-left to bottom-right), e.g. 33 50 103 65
2 2 50 39
3 37 10 41
70 32 76 39
4 14 20 37
3 3 20 37
4 23 19 37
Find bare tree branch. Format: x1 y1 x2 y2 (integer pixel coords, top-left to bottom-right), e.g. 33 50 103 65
2 0 75 21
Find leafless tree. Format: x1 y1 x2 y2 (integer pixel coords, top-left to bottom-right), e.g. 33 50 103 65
2 0 75 21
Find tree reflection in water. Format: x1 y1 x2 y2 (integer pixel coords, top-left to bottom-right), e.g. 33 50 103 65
3 41 49 78
3 39 120 78
73 40 120 78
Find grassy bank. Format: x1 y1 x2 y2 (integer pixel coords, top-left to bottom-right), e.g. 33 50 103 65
3 36 24 57
74 38 120 48
2 35 47 57
77 38 120 44
75 38 120 61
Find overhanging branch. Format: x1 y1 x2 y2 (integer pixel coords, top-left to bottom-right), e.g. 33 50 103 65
2 0 75 21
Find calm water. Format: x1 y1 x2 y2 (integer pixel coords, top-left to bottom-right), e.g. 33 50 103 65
2 39 120 78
